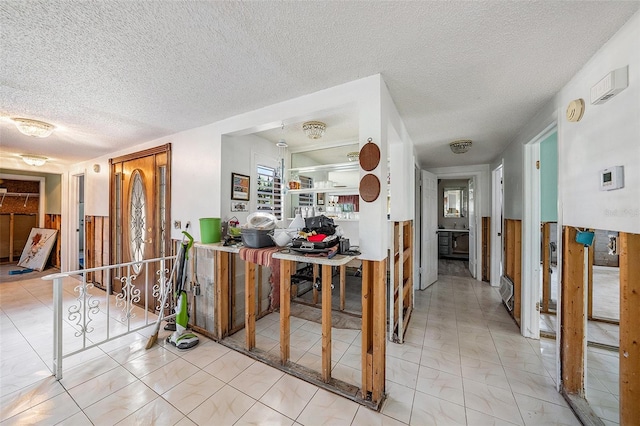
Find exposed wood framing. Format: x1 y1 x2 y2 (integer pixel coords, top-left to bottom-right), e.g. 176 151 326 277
560 226 586 395
513 220 522 322
361 259 386 405
587 238 595 320
542 222 551 313
504 219 522 323
215 251 230 339
258 265 263 314
506 220 515 279
9 213 15 263
321 264 332 383
340 265 346 311
482 217 491 282
389 221 413 343
245 261 256 350
83 216 108 287
44 214 62 268
620 232 640 425
280 259 292 365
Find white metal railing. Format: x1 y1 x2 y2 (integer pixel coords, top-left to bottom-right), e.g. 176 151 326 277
43 255 177 380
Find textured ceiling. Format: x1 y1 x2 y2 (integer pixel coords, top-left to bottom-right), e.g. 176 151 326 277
1 1 638 168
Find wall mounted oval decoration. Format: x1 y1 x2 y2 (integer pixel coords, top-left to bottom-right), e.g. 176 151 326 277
359 173 381 202
359 138 380 171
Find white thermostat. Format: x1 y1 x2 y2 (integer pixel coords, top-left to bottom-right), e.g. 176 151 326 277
600 166 624 191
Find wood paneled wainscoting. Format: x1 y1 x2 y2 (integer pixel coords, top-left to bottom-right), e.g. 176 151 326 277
44 214 62 268
84 216 109 289
503 219 522 324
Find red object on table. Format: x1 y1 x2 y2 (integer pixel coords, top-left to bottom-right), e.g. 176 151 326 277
307 234 327 242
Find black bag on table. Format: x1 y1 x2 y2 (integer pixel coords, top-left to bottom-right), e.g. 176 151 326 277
304 215 336 235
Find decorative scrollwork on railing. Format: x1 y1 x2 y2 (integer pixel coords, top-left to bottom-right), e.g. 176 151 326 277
68 282 101 337
154 265 170 312
115 274 140 321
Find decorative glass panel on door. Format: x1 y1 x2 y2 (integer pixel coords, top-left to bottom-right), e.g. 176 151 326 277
129 170 146 274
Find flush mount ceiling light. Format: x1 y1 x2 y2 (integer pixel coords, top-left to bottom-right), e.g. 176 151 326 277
21 154 48 166
302 121 326 139
276 139 288 148
11 118 55 138
347 151 359 162
449 139 472 154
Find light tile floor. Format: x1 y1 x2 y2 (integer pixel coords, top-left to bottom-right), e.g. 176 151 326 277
0 273 584 425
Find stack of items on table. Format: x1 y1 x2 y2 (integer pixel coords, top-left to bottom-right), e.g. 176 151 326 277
291 215 344 257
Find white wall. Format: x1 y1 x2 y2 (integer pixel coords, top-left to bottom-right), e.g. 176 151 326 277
383 80 416 223
495 12 639 234
220 134 279 226
558 11 640 233
68 74 413 261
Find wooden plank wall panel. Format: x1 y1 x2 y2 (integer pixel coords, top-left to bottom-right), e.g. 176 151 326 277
482 217 491 282
503 219 522 322
506 220 515 279
82 216 108 287
372 259 387 403
587 239 595 320
619 232 640 425
542 222 551 313
44 214 62 268
560 226 585 395
361 260 373 398
513 220 522 323
86 217 95 282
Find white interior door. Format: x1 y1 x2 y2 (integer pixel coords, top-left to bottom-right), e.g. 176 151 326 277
421 170 438 288
491 165 504 286
468 177 476 278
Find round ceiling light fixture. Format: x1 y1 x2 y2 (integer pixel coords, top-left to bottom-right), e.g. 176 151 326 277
12 117 55 138
302 121 326 139
21 154 48 166
449 139 472 154
346 151 359 162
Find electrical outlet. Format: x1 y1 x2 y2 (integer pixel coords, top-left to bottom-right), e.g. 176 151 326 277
174 220 181 229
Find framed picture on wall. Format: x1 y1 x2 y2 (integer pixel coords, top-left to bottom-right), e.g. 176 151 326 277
231 201 248 212
231 173 250 201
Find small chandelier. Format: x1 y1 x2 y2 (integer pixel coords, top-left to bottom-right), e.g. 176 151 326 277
449 139 472 154
21 154 48 166
12 118 55 138
302 121 326 139
346 151 359 162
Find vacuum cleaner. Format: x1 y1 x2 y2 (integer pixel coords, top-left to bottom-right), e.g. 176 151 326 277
166 230 199 350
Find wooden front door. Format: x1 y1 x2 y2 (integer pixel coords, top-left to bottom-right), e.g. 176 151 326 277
110 145 171 310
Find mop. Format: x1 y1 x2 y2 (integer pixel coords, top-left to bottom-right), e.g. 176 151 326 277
166 230 199 350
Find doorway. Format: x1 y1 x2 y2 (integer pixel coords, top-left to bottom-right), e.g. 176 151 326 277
110 145 171 308
522 125 557 339
75 174 85 269
491 164 503 287
426 165 488 281
437 177 473 278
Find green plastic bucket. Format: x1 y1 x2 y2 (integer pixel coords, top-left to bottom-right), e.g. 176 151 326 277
199 218 221 243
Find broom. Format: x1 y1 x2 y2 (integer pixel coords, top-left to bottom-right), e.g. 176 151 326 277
146 227 189 349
